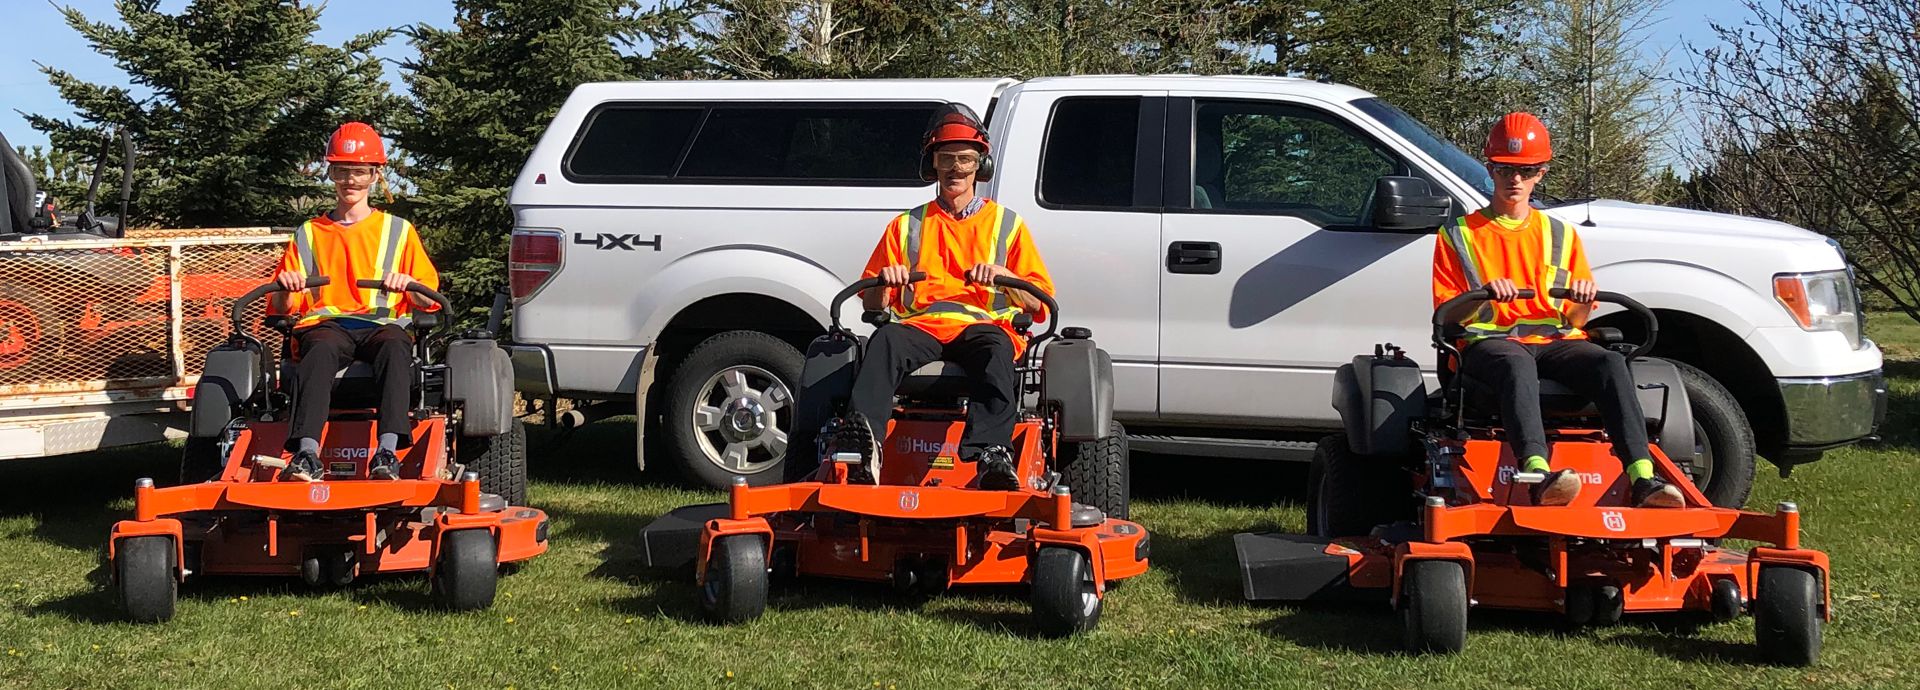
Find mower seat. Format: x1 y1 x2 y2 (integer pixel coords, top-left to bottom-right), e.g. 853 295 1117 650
1457 374 1597 419
896 361 972 402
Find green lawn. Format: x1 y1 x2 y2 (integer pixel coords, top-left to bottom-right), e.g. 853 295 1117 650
4 323 1920 689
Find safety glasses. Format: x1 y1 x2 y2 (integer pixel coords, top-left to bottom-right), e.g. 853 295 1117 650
1491 164 1546 179
931 151 982 173
327 165 377 182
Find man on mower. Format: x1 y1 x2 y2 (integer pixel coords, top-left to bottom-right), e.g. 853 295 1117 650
1432 112 1684 508
271 122 440 482
827 104 1054 489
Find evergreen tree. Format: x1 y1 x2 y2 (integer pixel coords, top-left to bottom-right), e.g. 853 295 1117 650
396 0 677 320
25 0 397 228
1524 0 1672 202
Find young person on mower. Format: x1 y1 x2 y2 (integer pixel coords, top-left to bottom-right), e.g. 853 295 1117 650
271 122 439 482
1433 112 1684 509
826 104 1054 489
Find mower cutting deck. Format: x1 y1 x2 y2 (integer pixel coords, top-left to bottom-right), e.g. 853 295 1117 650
1236 288 1828 666
107 278 546 622
641 274 1147 637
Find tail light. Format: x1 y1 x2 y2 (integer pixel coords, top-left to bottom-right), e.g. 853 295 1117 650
510 229 563 301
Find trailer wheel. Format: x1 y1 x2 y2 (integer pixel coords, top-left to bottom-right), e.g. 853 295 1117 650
1402 560 1467 654
700 534 769 624
1755 566 1821 666
1031 547 1102 637
115 535 177 623
430 529 498 611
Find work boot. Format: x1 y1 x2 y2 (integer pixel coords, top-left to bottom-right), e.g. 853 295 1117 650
1632 477 1685 508
829 413 883 485
1530 468 1581 506
369 448 401 480
282 450 323 483
973 446 1020 492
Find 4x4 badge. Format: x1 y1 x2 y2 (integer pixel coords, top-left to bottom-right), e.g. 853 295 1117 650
573 232 661 251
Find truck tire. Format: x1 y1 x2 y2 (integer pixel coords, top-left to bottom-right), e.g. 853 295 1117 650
1666 360 1755 509
458 419 528 506
1061 421 1129 520
664 331 802 490
1308 434 1408 538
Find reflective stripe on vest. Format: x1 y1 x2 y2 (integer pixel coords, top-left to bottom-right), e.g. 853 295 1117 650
1447 212 1574 340
894 201 1026 323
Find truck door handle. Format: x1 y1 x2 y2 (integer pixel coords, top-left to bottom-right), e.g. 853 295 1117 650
1166 241 1222 275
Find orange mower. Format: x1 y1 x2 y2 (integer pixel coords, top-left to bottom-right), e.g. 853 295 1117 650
638 274 1145 636
1234 287 1828 665
107 277 545 622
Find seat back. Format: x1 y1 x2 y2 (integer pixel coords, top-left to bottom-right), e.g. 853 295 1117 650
896 361 972 404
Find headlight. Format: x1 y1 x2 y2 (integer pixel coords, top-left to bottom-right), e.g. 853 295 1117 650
1774 269 1863 347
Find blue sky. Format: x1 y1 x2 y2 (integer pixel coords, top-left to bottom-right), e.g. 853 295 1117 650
3 0 1752 152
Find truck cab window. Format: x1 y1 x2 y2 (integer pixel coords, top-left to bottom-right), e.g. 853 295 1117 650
1193 100 1398 226
1040 97 1141 208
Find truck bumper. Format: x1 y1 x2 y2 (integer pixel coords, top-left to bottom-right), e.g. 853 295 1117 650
507 344 556 397
1778 369 1885 451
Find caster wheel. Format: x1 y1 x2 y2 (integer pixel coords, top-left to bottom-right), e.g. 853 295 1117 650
1031 547 1101 638
115 535 177 623
1402 560 1467 654
1710 578 1743 622
1755 566 1821 666
700 534 769 624
431 529 498 611
1593 584 1624 626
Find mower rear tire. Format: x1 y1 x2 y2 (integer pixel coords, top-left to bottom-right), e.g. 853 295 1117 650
701 534 768 624
1402 560 1467 654
1062 421 1129 520
115 535 176 623
1309 434 1408 538
459 420 528 507
1755 566 1821 666
177 436 226 487
431 529 498 611
1032 546 1101 638
665 331 804 490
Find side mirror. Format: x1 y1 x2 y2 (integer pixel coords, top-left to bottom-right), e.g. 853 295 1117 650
1370 176 1452 231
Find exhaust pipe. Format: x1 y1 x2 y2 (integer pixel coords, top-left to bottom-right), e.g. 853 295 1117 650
557 401 632 429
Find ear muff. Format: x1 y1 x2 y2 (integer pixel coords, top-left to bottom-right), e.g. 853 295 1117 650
918 148 995 183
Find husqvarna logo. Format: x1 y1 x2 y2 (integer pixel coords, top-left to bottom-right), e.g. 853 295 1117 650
898 437 958 456
309 484 331 504
898 490 919 512
1497 466 1514 484
327 447 370 459
342 140 361 153
1602 510 1627 532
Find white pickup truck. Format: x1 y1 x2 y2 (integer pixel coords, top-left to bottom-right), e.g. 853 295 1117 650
503 75 1884 504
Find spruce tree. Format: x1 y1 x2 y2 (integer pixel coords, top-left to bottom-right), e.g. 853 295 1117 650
25 0 397 228
396 0 682 321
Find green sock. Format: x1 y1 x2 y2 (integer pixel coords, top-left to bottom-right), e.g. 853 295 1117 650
1626 459 1654 481
1523 455 1551 473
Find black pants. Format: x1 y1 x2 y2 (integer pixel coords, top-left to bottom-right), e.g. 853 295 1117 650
287 321 414 449
1460 338 1651 465
849 323 1018 458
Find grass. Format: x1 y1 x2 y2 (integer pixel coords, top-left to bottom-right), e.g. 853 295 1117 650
5 323 1920 689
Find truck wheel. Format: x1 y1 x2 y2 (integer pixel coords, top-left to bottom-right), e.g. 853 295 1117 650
1667 360 1755 508
1062 421 1129 520
1754 566 1821 666
430 529 498 611
664 331 802 490
1031 546 1101 637
458 419 528 506
115 535 177 623
1308 434 1408 538
1402 559 1468 654
0 282 60 374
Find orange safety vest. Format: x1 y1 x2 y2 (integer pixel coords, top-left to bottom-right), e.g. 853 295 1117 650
861 198 1054 350
1432 209 1589 343
276 210 441 327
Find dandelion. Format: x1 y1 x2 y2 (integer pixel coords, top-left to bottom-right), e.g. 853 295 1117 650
505 616 516 624
289 610 301 617
550 665 560 672
358 605 369 611
239 596 249 601
91 645 101 652
725 670 735 679
624 618 634 624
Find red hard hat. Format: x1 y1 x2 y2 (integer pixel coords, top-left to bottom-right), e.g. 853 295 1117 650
1484 112 1551 165
326 121 387 165
924 104 990 153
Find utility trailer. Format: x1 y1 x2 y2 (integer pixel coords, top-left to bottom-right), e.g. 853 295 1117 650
0 228 286 459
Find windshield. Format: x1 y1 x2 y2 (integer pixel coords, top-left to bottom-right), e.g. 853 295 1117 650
1351 97 1492 200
